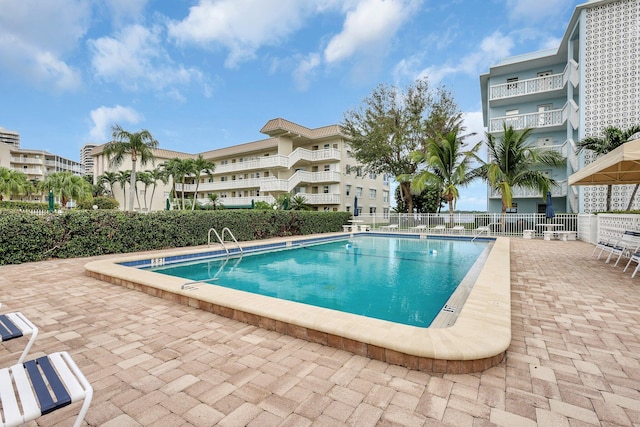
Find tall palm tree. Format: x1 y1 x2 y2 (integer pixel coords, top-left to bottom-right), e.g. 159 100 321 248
148 166 168 211
98 171 118 197
576 125 640 211
40 172 92 209
481 124 565 218
0 167 29 201
103 124 158 211
191 155 216 210
410 130 482 226
115 170 131 211
175 158 195 210
135 171 154 211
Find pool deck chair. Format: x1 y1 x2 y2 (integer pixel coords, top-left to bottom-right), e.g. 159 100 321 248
592 230 640 258
410 225 428 233
624 250 640 278
380 224 399 232
450 225 465 234
0 351 92 427
430 225 446 233
0 312 38 364
595 231 640 262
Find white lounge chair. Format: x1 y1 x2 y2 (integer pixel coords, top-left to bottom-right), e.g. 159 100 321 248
430 225 446 233
380 224 399 232
592 230 640 258
0 351 92 427
595 231 640 262
0 311 39 364
450 225 465 234
624 250 640 277
410 225 428 233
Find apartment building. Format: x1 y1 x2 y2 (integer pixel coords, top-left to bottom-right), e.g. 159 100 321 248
0 127 20 149
80 144 97 176
480 0 640 213
91 118 391 214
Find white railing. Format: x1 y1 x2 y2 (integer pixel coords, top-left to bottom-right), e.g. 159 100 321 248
350 212 579 237
489 180 567 199
260 170 342 193
299 193 341 205
10 157 41 164
489 101 579 133
490 71 565 100
177 177 264 192
569 59 580 88
213 148 341 174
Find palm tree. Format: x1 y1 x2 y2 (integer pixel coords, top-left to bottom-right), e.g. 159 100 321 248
40 172 92 209
0 168 30 201
98 171 118 197
103 124 158 211
148 167 168 211
162 158 194 210
191 155 216 211
410 130 482 226
289 194 310 210
115 170 131 211
135 171 154 211
481 124 565 219
576 125 640 211
207 193 221 210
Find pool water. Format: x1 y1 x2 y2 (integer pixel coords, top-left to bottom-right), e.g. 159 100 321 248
146 236 487 328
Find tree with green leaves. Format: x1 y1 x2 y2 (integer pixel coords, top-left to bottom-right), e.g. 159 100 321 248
341 77 462 213
410 130 483 226
98 171 118 197
480 124 565 218
207 193 222 210
191 155 216 211
40 172 92 209
147 167 168 211
135 171 154 211
576 125 640 211
103 124 158 211
289 194 310 210
0 167 30 201
394 185 442 213
115 170 131 211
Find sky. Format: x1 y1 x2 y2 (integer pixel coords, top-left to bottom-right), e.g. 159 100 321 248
0 0 584 210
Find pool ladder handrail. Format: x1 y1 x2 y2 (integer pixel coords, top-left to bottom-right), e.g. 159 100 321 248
207 227 243 255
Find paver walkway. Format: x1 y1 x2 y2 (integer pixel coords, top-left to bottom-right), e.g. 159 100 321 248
0 238 639 426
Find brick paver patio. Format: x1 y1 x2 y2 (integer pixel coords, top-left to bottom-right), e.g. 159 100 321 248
1 238 639 426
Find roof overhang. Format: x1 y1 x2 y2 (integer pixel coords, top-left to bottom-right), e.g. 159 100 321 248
569 138 640 186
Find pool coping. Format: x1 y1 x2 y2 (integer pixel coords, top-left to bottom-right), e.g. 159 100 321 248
84 232 510 373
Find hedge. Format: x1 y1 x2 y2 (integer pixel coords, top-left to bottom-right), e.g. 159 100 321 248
0 210 352 265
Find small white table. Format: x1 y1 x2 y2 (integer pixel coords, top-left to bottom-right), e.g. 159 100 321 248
536 223 564 240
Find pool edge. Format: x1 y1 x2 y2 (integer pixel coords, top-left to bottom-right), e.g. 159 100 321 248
84 233 510 374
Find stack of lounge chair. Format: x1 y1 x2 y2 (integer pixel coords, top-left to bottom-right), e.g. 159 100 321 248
0 305 92 427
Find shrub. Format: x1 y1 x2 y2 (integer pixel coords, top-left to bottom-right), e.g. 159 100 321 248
0 210 352 265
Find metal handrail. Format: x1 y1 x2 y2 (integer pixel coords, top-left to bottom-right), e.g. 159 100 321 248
207 227 243 255
221 227 243 254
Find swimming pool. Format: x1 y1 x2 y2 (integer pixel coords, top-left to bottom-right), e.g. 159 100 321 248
144 236 488 327
85 232 511 373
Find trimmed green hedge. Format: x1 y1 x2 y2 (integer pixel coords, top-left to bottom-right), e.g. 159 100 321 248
0 210 352 265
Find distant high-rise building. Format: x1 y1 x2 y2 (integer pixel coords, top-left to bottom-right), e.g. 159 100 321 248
81 144 97 176
0 127 20 149
480 0 640 213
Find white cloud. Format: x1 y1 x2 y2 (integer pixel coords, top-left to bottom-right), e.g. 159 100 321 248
89 106 142 143
89 24 204 96
293 53 321 91
167 0 317 68
506 0 574 23
0 0 89 90
412 31 514 84
324 0 418 64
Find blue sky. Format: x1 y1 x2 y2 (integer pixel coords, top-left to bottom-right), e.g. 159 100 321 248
0 0 583 210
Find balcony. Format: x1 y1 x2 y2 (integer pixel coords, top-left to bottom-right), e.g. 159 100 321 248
260 171 342 193
489 180 567 199
177 177 263 192
10 157 42 165
489 100 579 133
299 193 341 205
488 60 578 105
213 148 341 174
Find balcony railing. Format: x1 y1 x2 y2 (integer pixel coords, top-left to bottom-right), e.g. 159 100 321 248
490 73 565 100
260 171 342 193
489 61 578 101
489 101 579 133
213 148 341 174
299 193 341 205
10 157 41 165
489 180 567 199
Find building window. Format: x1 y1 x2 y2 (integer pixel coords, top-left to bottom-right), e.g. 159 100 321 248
506 203 518 214
264 171 269 177
346 185 351 196
356 186 363 197
323 186 329 194
323 206 330 211
383 174 389 185
312 166 319 172
369 172 377 180
221 176 227 182
356 167 363 177
345 165 352 174
506 77 518 93
324 164 330 172
346 206 351 212
383 191 389 202
369 207 376 214
323 144 330 149
369 189 376 199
